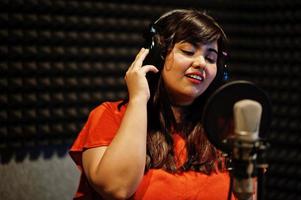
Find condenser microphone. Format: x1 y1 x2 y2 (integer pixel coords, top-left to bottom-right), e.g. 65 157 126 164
232 99 262 200
202 80 272 200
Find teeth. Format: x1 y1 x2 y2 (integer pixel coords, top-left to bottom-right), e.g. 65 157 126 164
187 74 203 81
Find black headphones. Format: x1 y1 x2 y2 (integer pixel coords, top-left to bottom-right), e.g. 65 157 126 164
143 23 165 71
143 17 229 82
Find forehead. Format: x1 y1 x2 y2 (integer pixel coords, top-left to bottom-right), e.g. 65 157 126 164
176 41 218 50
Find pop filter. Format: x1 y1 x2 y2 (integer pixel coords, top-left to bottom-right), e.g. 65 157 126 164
202 80 272 154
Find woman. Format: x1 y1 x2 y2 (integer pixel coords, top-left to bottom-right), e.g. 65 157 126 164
70 9 234 200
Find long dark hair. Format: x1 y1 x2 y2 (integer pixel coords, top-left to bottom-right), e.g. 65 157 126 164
121 9 228 174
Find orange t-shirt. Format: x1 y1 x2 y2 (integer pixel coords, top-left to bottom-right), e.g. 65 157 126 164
70 101 236 200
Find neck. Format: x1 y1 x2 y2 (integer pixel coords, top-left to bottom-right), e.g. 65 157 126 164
171 105 188 123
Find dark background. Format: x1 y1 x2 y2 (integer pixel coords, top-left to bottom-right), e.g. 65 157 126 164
1 0 300 199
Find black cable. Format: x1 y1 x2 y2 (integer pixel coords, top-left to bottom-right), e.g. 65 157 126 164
227 172 234 200
257 168 265 200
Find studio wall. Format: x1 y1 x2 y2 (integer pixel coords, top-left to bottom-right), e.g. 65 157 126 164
1 0 300 199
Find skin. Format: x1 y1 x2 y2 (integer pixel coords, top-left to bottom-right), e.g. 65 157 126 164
162 41 218 106
81 41 219 199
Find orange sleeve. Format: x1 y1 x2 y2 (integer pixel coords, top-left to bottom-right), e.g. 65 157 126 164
69 101 126 167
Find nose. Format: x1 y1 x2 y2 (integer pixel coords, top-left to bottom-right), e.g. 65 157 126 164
192 55 206 69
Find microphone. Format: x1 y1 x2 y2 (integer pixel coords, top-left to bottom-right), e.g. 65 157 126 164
232 99 262 200
202 80 272 200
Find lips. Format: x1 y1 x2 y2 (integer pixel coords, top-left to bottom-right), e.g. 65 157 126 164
185 72 204 83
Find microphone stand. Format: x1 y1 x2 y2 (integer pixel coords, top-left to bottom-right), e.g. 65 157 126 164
226 139 269 200
256 140 269 200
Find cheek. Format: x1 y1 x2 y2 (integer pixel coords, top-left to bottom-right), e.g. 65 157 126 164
175 55 192 68
207 65 218 80
163 55 190 77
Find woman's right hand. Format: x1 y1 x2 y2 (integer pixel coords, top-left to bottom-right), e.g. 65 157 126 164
125 48 159 103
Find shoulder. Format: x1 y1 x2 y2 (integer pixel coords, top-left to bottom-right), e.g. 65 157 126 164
84 100 127 136
93 100 125 111
89 100 127 119
70 100 127 153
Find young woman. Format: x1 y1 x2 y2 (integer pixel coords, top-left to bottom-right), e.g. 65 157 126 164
70 9 235 200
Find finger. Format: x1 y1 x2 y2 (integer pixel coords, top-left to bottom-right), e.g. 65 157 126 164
132 48 149 69
128 48 147 71
140 65 159 75
135 48 146 59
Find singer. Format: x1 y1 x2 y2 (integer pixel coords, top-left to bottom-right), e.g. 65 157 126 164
70 9 236 199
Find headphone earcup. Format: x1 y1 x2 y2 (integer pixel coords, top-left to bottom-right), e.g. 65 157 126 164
143 26 164 69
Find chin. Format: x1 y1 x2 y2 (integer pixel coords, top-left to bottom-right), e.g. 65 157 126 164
189 89 206 98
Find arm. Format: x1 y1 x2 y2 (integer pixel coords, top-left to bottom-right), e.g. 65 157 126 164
82 48 158 199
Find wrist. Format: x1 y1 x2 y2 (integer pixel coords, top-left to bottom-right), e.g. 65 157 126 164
128 96 148 106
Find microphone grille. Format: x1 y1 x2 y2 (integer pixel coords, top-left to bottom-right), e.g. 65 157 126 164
233 99 262 141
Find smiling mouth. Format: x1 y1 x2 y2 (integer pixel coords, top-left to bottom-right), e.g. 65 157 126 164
185 74 204 82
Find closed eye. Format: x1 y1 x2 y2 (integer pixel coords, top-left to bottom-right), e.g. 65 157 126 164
181 49 195 56
206 48 218 64
206 56 217 64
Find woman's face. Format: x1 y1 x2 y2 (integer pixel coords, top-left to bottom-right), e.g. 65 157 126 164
162 41 218 106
